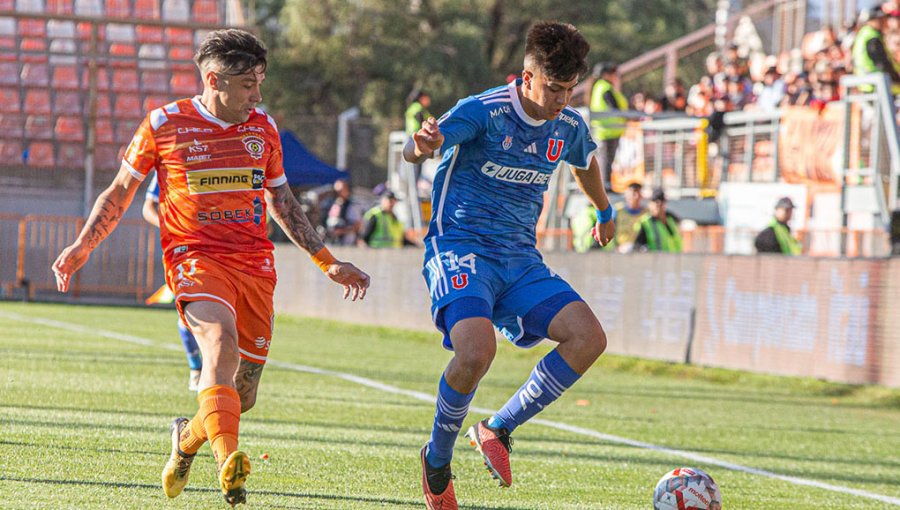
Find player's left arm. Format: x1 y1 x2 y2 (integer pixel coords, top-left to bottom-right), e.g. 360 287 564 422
571 156 615 247
265 182 370 300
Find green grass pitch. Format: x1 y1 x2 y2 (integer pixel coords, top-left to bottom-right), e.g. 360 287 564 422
1 302 898 509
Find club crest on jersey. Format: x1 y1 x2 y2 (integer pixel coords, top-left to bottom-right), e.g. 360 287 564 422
451 274 469 289
502 135 513 151
242 135 265 160
546 138 564 162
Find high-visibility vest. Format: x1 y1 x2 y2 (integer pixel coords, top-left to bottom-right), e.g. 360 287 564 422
590 79 628 140
640 214 683 253
852 25 900 92
571 204 598 253
604 202 646 251
364 206 405 248
770 219 801 255
405 101 431 135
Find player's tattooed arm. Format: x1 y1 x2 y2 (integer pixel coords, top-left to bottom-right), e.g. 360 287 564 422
265 182 325 254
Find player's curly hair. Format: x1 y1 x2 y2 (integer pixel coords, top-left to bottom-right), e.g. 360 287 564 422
195 29 267 76
524 21 590 81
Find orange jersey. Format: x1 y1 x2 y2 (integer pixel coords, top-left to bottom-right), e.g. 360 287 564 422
123 97 286 278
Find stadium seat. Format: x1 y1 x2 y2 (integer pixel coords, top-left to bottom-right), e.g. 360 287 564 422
21 62 49 86
104 0 129 17
140 70 168 93
170 71 197 94
94 143 120 168
111 68 138 91
191 0 218 23
168 44 193 62
0 140 24 165
58 142 84 166
0 0 13 9
56 116 84 142
48 39 77 65
53 90 82 115
109 41 137 67
95 118 114 143
24 89 51 115
20 37 48 56
25 115 54 140
73 0 102 16
0 36 13 51
137 43 166 69
25 141 55 167
0 113 25 138
133 0 160 18
93 93 112 116
165 27 192 44
162 0 188 20
17 19 46 37
0 62 19 85
143 94 170 111
83 67 111 91
105 22 133 42
52 64 80 89
0 89 19 112
16 0 44 12
115 120 139 143
136 25 163 43
76 21 104 41
47 0 74 15
0 16 15 41
113 93 141 117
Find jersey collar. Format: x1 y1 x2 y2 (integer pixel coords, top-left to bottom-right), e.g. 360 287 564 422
508 79 546 127
191 96 235 129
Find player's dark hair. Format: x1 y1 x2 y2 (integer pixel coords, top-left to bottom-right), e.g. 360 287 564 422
195 29 267 76
524 21 590 81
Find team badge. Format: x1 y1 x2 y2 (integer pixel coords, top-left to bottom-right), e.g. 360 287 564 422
451 274 469 289
502 135 513 151
546 138 564 162
242 135 265 160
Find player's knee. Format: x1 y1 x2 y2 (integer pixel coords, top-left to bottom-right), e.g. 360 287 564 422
455 343 496 376
578 322 607 361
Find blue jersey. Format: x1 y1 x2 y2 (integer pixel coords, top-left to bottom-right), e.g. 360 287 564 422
146 173 160 201
427 80 597 251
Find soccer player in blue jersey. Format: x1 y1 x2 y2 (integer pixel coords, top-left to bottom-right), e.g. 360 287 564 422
143 173 203 392
403 20 615 510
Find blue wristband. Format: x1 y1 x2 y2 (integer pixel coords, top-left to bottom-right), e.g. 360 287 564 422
596 205 613 224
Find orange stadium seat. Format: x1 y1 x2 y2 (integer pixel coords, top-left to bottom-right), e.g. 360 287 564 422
25 115 54 140
26 142 55 167
0 89 20 112
170 71 197 94
0 35 14 51
21 63 49 86
143 94 169 111
83 67 111 90
94 143 120 168
20 37 48 59
54 91 82 115
47 0 74 14
58 143 84 166
0 62 18 85
0 0 13 8
56 116 85 142
133 0 160 18
136 25 163 43
168 44 193 62
24 89 51 115
111 68 139 91
109 41 137 64
0 113 25 138
140 70 168 93
104 0 129 16
113 93 141 116
165 27 193 44
76 21 105 41
115 120 139 143
0 141 24 165
192 0 218 23
18 19 46 37
52 65 80 89
95 118 114 143
94 93 112 116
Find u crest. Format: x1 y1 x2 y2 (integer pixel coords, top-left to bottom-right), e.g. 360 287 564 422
451 274 469 289
546 138 564 162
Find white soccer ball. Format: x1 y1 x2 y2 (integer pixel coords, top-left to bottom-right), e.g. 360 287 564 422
652 467 722 510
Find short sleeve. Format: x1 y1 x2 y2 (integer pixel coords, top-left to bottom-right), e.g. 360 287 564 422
439 97 488 150
122 117 159 181
265 130 287 188
565 119 599 170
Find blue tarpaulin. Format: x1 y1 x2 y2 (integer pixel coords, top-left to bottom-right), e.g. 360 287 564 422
279 130 349 186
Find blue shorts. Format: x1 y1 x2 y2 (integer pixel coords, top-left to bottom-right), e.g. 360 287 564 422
423 241 583 350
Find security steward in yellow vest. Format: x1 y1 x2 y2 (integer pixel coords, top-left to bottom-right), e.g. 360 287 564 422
634 189 682 253
852 7 900 94
405 91 432 135
362 191 417 248
590 62 628 191
754 197 801 255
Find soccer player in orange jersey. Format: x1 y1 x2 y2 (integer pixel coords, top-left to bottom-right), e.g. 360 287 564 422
51 29 370 506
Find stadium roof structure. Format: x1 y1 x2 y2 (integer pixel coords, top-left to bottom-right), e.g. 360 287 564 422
279 130 349 187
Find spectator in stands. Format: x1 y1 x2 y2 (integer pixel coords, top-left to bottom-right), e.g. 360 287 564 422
634 188 682 252
782 72 813 106
754 197 801 255
726 75 752 109
361 190 418 248
754 66 785 111
661 78 688 112
590 62 628 191
630 92 646 112
851 6 900 93
607 181 647 253
323 179 363 245
405 89 433 135
686 75 714 117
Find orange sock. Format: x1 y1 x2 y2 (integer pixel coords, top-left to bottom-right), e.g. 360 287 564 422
193 385 242 467
179 411 209 455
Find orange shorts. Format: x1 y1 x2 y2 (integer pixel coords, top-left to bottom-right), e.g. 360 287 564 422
166 252 276 365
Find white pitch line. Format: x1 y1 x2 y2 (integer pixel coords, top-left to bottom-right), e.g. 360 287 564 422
3 309 899 506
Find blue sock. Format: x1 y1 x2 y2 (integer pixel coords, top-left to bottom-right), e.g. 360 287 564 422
426 374 475 468
178 320 202 370
491 349 581 433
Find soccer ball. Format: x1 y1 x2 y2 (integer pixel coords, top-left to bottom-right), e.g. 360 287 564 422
652 467 722 510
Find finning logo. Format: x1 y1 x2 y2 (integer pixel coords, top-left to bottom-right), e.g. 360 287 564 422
242 135 265 160
186 168 265 194
451 274 469 289
546 138 564 162
502 135 513 151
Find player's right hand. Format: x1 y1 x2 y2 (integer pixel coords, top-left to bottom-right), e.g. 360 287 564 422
325 261 370 301
52 242 90 293
413 117 443 156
